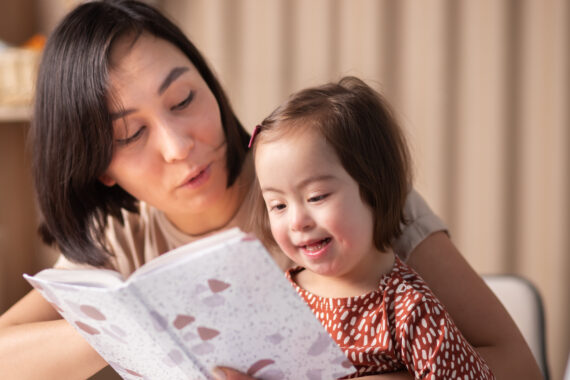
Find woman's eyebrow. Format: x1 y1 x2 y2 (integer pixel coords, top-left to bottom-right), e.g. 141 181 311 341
109 67 191 120
110 109 135 121
158 66 190 95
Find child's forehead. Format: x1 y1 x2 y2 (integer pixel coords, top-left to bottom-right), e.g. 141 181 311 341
257 130 325 162
259 120 319 145
259 128 335 165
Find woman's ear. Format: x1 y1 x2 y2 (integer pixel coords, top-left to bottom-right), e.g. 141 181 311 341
99 173 117 187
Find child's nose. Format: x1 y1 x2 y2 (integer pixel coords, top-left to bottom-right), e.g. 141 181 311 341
290 206 314 232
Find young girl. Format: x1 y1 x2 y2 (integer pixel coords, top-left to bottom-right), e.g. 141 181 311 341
250 77 495 379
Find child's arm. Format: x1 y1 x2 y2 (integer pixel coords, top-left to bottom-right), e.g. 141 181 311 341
406 232 542 379
0 289 108 379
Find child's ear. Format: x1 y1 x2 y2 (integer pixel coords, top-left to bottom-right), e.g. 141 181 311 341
99 173 116 187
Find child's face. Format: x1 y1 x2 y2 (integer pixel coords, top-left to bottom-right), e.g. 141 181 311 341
254 128 381 280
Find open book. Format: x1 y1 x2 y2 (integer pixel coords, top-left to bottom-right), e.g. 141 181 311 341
25 228 354 380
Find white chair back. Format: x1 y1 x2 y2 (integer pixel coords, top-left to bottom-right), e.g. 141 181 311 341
483 275 550 380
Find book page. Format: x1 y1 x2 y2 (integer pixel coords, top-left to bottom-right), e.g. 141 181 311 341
24 277 204 379
130 232 354 379
23 228 245 289
25 267 126 288
25 229 355 379
128 228 244 280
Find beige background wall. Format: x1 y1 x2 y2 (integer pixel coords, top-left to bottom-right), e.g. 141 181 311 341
0 1 567 379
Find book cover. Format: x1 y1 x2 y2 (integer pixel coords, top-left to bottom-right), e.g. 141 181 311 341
24 228 354 380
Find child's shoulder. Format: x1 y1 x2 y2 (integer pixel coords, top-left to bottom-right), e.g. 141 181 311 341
387 257 442 310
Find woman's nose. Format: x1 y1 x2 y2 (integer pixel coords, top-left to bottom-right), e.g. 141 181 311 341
157 119 195 162
289 206 314 232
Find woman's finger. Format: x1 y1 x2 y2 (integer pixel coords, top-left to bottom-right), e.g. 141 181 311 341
212 366 257 380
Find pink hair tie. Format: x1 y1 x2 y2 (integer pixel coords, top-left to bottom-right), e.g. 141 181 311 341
248 124 262 148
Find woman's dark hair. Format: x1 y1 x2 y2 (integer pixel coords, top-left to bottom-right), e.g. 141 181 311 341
32 0 250 266
251 76 412 253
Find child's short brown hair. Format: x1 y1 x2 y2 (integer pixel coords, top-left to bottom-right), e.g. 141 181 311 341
250 76 412 253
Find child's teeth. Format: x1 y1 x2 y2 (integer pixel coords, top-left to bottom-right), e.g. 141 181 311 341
305 239 328 251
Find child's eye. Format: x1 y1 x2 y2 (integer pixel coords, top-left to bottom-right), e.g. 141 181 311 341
269 203 286 212
171 90 194 111
116 126 146 146
308 194 328 203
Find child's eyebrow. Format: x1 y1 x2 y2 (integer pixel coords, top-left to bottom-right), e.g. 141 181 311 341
297 174 336 188
260 174 336 194
260 186 283 194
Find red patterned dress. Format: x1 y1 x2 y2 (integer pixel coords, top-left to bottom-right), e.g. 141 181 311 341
286 257 495 379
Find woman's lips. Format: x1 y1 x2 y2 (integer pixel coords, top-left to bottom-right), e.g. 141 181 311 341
179 165 211 189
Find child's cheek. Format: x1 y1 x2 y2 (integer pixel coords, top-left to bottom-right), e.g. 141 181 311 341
271 221 292 255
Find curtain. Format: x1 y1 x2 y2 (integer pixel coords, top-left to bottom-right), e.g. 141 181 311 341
161 0 569 378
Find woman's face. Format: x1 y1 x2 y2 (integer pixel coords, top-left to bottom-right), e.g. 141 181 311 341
101 33 231 233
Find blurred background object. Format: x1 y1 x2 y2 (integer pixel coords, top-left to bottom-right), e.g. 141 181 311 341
0 35 43 108
0 1 567 379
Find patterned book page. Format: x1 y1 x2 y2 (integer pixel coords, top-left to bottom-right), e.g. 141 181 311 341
24 276 204 379
25 229 355 379
131 234 354 379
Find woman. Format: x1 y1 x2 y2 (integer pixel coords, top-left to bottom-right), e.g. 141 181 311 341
0 1 540 379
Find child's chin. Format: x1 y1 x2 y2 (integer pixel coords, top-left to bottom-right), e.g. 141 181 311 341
307 264 338 277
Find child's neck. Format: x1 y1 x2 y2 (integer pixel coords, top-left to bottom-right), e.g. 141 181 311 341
294 250 396 298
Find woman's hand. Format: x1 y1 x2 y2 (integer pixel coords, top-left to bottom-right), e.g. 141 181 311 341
407 231 543 380
212 367 257 380
211 368 414 379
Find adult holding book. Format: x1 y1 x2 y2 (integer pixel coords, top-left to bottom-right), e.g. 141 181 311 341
0 1 541 379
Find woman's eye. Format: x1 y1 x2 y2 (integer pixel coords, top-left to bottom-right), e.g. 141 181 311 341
172 90 194 111
116 126 146 146
308 194 328 203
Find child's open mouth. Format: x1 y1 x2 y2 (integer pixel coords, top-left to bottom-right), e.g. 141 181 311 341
301 238 331 256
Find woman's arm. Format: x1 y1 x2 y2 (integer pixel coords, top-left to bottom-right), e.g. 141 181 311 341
406 231 543 380
0 289 108 380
